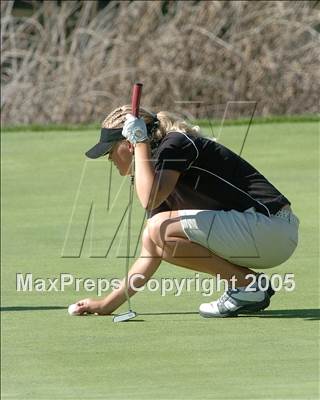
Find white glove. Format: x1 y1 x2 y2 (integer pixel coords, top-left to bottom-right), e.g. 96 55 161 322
122 114 148 144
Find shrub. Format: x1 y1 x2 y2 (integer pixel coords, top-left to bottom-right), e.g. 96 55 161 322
1 0 319 125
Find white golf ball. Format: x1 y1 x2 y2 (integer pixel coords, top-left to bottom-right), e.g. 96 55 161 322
68 303 80 316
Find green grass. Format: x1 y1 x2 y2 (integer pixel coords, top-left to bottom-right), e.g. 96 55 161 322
1 113 318 132
1 121 319 399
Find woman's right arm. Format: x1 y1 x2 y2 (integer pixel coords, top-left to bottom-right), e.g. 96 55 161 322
134 142 180 210
75 228 161 315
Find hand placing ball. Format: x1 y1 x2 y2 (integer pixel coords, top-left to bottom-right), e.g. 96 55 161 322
67 299 90 316
67 298 104 316
68 303 81 316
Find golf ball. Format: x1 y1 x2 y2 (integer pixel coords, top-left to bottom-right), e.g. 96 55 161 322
68 303 80 316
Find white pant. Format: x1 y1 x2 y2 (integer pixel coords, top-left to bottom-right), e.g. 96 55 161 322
179 207 299 269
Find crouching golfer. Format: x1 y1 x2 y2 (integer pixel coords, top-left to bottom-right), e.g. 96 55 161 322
73 105 299 317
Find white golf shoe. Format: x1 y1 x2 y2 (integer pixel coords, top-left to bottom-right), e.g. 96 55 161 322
199 287 271 318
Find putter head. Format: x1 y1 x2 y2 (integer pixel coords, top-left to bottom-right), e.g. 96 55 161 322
113 311 137 323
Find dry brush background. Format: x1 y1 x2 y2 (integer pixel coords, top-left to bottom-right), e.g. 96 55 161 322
1 0 319 125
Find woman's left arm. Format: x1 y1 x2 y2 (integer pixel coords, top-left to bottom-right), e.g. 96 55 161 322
134 142 180 210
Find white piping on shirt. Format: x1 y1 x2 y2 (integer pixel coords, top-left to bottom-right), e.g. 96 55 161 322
167 131 199 170
156 132 198 173
190 165 271 217
178 131 199 161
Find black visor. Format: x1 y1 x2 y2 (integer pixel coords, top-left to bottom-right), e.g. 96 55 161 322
85 114 159 159
85 128 124 159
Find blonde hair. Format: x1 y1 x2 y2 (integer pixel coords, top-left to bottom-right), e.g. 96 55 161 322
102 105 201 142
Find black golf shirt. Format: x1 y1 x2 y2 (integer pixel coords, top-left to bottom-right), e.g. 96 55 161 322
148 132 290 218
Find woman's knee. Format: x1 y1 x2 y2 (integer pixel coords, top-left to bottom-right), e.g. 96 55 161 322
143 224 171 262
148 215 186 249
147 216 164 247
147 217 171 247
148 212 186 248
142 226 162 256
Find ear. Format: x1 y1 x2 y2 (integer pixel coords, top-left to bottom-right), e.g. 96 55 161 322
127 141 134 153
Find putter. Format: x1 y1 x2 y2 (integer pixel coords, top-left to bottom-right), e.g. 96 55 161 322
113 83 143 323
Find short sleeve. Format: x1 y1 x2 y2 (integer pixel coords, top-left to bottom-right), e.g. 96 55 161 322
154 132 198 172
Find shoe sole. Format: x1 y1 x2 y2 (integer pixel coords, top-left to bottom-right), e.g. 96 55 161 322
199 310 237 318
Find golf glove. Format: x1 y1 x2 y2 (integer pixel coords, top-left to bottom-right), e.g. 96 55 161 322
122 114 148 144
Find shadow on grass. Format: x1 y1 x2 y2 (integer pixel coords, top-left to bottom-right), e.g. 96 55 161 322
140 309 320 320
0 306 67 312
241 309 320 321
139 311 198 316
1 307 319 320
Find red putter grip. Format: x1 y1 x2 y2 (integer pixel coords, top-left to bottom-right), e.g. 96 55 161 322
131 83 143 117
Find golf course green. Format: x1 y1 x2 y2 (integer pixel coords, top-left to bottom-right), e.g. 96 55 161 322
1 120 319 399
